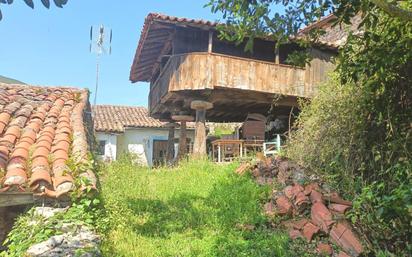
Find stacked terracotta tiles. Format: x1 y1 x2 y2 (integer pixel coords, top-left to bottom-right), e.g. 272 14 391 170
236 157 364 257
0 83 96 199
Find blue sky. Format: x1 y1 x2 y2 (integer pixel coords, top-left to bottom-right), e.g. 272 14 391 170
0 0 221 107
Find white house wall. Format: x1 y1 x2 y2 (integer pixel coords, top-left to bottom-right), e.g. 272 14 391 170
95 132 117 161
116 128 195 167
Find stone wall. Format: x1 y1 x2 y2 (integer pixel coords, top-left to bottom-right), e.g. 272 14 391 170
0 206 25 251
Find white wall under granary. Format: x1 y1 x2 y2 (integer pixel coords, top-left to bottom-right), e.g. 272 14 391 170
96 128 194 167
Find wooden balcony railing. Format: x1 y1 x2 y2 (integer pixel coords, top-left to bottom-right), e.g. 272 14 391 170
149 52 320 113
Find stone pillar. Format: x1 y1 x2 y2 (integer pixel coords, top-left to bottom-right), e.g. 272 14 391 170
165 122 178 165
191 100 213 157
172 115 194 161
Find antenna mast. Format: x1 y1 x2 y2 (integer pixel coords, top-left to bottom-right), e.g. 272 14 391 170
89 25 112 105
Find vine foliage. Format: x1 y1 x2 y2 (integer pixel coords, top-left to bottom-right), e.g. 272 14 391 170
287 7 412 255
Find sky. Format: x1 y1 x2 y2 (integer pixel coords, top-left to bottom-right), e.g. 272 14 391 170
0 0 221 107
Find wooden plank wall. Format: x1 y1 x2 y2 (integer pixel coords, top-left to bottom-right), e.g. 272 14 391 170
166 53 307 95
304 48 336 95
150 51 334 110
173 27 209 55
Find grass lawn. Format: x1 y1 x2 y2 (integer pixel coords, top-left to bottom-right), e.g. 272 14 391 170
100 157 290 257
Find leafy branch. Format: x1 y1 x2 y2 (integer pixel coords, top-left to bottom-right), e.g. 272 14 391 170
0 0 69 20
370 0 412 21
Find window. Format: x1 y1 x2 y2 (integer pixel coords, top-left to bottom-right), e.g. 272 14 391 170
98 140 106 155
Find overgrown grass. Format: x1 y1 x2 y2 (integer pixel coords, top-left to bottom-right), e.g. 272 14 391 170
100 156 290 257
210 124 236 137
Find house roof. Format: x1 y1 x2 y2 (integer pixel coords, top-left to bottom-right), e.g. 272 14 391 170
130 13 343 83
92 105 167 133
297 14 362 48
298 14 336 34
0 83 96 199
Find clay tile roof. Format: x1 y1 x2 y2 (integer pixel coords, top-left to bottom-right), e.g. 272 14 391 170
92 105 166 133
146 13 218 27
0 83 96 199
297 14 362 48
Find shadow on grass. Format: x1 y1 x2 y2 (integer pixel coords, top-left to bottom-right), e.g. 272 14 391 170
117 173 289 257
126 193 207 239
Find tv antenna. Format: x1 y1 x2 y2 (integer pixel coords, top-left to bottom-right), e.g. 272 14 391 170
89 25 112 105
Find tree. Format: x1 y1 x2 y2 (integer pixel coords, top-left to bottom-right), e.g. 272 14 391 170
371 0 412 21
207 0 412 50
0 0 68 20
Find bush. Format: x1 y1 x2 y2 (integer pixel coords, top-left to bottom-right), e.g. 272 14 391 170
285 10 412 255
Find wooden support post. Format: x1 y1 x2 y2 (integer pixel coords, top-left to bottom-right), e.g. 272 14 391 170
165 122 178 165
208 30 213 53
172 115 194 161
191 100 213 157
178 121 187 160
218 143 221 163
212 144 215 161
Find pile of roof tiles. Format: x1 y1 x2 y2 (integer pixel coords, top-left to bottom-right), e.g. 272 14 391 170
236 157 364 257
0 83 96 199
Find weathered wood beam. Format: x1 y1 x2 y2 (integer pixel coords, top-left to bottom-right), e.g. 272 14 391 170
208 31 213 53
165 122 178 165
275 47 280 64
0 192 34 208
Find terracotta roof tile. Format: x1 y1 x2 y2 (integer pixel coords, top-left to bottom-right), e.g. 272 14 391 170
0 83 95 199
92 105 167 133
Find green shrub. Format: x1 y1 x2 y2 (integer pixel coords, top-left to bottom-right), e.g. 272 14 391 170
286 10 412 255
1 197 103 257
210 124 236 137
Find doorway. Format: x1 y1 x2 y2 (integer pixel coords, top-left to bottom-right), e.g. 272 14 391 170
152 140 168 166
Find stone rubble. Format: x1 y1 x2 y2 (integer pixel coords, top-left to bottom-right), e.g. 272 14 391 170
33 206 67 219
25 207 101 257
236 156 364 257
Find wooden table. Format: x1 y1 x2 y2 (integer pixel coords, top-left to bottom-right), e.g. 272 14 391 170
242 139 264 155
211 139 244 162
211 139 266 162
